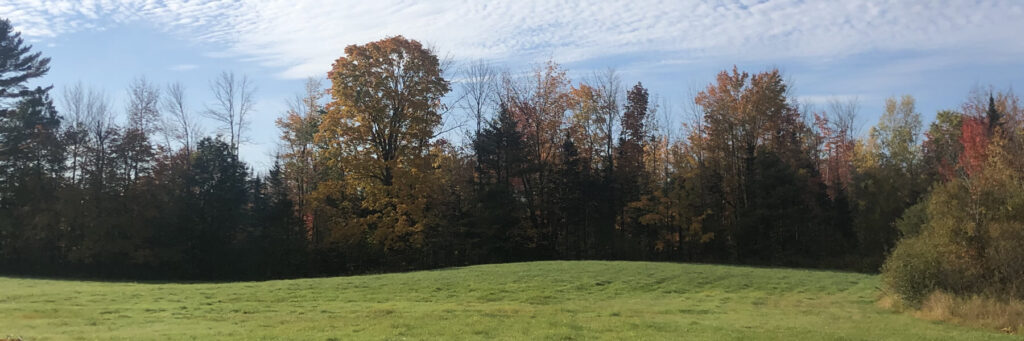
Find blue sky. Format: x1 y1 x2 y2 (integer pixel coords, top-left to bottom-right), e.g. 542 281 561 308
3 0 1023 169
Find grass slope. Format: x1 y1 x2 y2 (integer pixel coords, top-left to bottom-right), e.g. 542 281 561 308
0 261 1012 340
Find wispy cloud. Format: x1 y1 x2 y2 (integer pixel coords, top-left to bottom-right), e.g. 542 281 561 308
2 0 1022 79
169 63 198 71
798 94 866 107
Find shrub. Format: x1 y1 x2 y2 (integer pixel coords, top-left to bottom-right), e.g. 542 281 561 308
985 221 1024 298
881 233 946 305
883 141 1024 305
894 201 927 238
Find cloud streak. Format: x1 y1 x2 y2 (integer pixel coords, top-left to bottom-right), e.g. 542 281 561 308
169 63 198 71
2 0 1022 79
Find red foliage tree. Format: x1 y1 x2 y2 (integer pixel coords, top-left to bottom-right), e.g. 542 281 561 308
959 116 989 178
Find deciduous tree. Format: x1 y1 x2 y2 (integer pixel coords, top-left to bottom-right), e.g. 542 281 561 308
205 71 255 154
315 36 450 261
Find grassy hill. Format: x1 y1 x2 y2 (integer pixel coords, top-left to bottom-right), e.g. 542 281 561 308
0 261 1011 340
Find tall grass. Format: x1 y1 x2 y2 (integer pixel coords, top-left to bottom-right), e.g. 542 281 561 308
881 290 1024 334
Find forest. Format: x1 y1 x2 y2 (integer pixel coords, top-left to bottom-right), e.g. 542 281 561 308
0 18 1021 307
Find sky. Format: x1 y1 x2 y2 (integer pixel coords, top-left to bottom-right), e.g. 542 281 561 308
2 0 1023 170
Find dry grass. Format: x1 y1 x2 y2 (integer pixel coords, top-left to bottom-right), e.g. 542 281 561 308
875 293 901 310
890 291 1024 334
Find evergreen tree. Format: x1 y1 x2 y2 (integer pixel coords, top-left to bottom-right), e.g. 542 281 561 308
257 160 308 278
0 90 65 269
616 82 652 256
554 134 601 258
471 104 527 261
986 94 1002 133
0 18 51 99
188 137 249 277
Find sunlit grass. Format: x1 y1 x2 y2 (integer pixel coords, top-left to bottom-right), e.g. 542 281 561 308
0 261 1011 340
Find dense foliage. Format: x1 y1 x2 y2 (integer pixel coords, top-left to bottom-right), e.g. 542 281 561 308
0 19 1021 287
882 91 1024 304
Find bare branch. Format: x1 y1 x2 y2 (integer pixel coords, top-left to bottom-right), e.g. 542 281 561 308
459 59 498 136
125 76 162 136
205 71 256 154
163 82 203 156
828 97 862 138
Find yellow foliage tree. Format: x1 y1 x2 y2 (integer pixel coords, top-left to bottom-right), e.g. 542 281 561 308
314 36 450 256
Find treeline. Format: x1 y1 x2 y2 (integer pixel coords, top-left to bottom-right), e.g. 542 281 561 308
0 19 305 279
1 20 1022 289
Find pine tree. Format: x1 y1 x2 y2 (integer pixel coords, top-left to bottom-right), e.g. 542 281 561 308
0 18 58 270
188 137 249 277
257 160 308 278
471 104 527 261
986 94 1002 133
0 18 51 99
0 90 65 268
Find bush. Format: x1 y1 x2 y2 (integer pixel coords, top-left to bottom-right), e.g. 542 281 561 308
985 221 1024 298
883 157 1024 305
882 233 946 305
894 201 927 238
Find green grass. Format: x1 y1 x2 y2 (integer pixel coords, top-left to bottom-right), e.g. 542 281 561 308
0 261 1013 340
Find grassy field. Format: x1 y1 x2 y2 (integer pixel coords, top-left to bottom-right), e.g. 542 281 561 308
0 261 1013 340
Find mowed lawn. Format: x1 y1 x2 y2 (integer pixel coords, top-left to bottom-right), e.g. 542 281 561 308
0 261 1012 340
